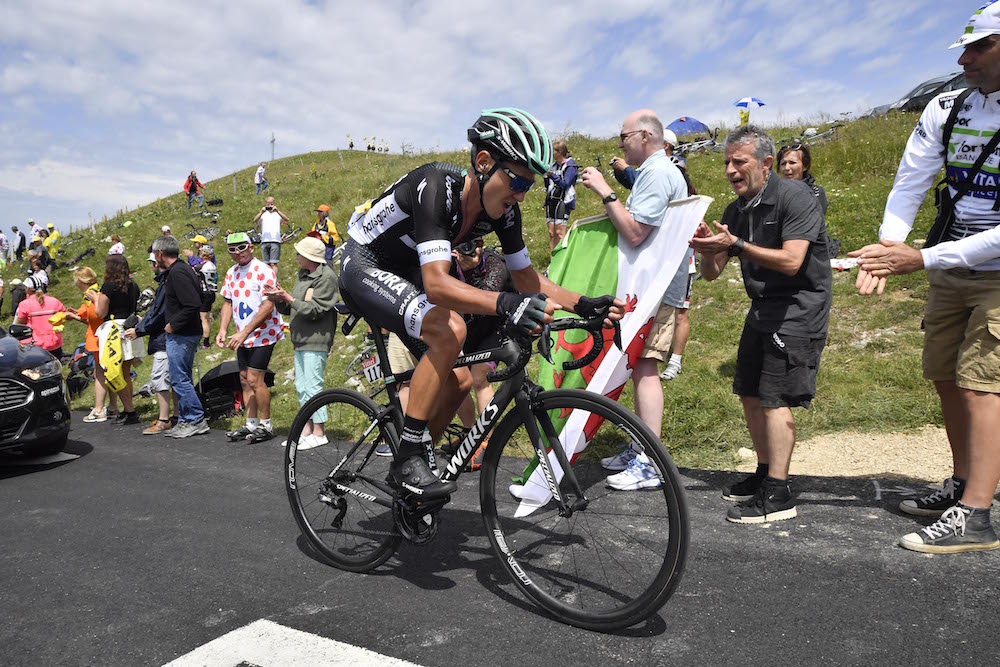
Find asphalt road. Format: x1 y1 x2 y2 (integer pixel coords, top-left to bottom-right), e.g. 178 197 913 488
2 417 998 666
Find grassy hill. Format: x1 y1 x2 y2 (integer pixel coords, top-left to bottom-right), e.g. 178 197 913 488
4 112 943 469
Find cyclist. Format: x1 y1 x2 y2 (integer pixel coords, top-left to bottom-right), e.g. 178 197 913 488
338 107 622 499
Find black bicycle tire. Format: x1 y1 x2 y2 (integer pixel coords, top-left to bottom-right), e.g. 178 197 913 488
285 388 401 572
479 388 688 632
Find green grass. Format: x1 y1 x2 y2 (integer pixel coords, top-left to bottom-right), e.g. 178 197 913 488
6 112 943 470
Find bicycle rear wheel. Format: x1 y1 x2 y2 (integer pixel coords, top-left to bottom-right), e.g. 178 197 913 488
480 389 688 631
285 388 401 572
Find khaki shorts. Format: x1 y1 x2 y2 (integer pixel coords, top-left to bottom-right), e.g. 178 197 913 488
641 303 678 362
387 332 418 374
923 268 1000 393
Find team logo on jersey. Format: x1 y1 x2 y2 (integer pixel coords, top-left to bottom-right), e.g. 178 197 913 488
238 301 254 320
417 178 427 204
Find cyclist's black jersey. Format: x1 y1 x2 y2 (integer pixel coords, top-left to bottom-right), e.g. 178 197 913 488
346 162 532 272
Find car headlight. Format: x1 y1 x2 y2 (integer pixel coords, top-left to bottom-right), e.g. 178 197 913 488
21 359 62 381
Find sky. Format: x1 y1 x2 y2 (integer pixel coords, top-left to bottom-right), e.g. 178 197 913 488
0 0 979 232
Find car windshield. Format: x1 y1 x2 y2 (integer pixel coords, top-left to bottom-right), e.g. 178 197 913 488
901 73 960 99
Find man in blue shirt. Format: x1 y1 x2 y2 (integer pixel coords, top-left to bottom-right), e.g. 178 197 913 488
580 109 689 490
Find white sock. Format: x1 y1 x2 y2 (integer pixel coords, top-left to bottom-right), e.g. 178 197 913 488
668 354 682 367
246 418 259 429
261 418 272 431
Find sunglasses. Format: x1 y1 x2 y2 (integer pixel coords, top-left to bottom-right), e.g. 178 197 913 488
780 143 805 152
227 243 250 253
619 129 645 142
498 164 535 194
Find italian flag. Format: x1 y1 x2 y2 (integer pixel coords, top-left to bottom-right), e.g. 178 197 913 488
512 195 713 516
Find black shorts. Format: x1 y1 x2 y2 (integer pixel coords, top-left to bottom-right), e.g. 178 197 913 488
545 199 569 222
338 239 430 358
200 292 216 313
465 315 502 354
732 326 826 409
236 344 276 372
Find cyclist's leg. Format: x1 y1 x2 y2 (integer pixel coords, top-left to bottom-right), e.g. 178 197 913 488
338 241 457 497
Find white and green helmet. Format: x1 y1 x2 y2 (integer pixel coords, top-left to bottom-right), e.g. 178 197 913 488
467 108 553 175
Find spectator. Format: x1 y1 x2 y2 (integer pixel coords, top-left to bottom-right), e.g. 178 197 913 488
216 232 285 443
0 275 4 313
44 223 60 256
255 162 268 194
848 4 1000 554
184 170 205 209
29 218 42 240
108 234 125 256
66 268 119 422
197 245 217 348
264 236 337 449
9 279 26 319
0 229 9 265
312 204 340 261
124 252 178 435
544 140 579 257
30 236 51 270
94 253 143 425
611 128 698 381
161 225 172 236
14 276 66 357
153 235 209 438
579 109 689 490
253 196 289 270
183 234 208 268
777 143 827 215
11 225 26 261
690 124 831 524
29 257 49 292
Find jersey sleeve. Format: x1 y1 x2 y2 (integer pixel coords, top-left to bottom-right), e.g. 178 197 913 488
494 206 531 271
220 269 233 300
411 170 461 266
881 94 949 241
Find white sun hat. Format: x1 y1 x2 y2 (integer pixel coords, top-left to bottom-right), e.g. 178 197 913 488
950 1 1000 49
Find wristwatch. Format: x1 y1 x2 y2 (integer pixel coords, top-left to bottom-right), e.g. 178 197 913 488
727 237 745 257
602 192 619 205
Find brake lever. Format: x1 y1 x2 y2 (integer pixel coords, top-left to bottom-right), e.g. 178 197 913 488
538 324 553 364
612 318 622 351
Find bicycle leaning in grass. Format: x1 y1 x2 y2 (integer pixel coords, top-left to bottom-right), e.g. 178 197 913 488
284 299 689 631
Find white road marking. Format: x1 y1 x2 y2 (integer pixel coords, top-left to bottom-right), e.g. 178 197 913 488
163 619 424 667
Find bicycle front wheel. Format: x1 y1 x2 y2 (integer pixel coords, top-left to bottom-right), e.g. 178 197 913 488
480 389 688 631
285 388 401 572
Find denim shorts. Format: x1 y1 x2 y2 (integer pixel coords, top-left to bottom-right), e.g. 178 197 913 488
261 242 281 264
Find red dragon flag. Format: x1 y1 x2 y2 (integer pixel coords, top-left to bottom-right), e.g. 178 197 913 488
513 195 712 516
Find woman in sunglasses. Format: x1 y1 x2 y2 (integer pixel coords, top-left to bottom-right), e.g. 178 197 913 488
777 143 827 216
338 107 623 497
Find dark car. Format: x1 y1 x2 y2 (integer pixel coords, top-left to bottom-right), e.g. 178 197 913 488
0 324 71 457
890 72 967 113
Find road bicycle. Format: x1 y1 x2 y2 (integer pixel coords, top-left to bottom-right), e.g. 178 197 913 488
183 222 220 241
280 226 303 244
284 302 689 631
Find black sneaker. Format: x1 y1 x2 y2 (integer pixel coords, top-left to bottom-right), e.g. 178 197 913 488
727 479 797 524
246 426 274 444
226 424 253 441
723 471 766 502
899 477 964 517
390 455 457 499
899 503 1000 554
120 412 141 426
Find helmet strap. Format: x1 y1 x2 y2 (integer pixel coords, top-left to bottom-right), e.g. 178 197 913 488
471 151 501 217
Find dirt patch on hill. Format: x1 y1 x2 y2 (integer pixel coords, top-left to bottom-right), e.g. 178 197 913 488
735 425 953 482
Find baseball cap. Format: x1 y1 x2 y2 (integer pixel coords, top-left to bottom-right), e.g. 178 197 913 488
192 234 208 244
162 225 171 233
47 222 54 229
663 129 679 148
951 1 1000 49
149 252 157 262
31 236 41 243
316 204 331 213
226 231 251 246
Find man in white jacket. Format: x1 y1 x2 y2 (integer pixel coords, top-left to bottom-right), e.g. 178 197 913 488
851 1 1000 554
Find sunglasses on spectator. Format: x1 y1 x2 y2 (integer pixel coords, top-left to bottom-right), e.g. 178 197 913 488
780 143 805 152
227 243 250 253
619 129 645 142
498 164 535 193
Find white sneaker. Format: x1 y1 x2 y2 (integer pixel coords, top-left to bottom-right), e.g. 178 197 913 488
659 362 682 380
298 434 328 450
375 441 392 457
601 443 639 472
607 454 662 491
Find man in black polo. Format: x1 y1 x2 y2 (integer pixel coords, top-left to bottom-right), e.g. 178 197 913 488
690 124 831 524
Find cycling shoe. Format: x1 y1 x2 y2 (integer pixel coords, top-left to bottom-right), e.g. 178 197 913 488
390 455 457 499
